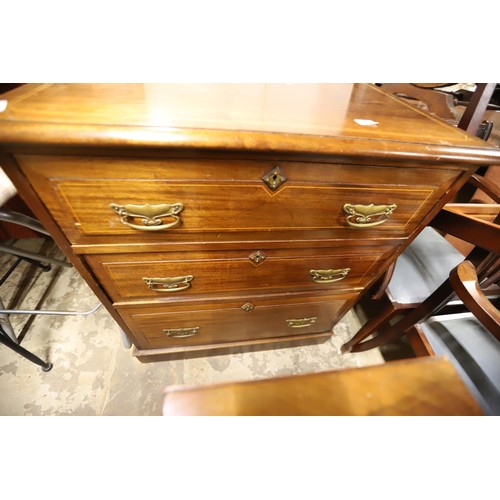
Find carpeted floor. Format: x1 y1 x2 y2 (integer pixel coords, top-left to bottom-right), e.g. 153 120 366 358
0 238 384 415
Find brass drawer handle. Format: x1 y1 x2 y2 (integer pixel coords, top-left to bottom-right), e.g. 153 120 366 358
142 275 193 293
310 268 350 283
110 202 184 231
163 327 200 338
286 317 317 328
343 203 397 228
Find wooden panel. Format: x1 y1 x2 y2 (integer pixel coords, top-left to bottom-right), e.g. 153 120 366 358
87 246 392 303
16 155 462 183
445 203 499 222
60 182 432 233
2 84 499 166
17 155 459 243
117 292 355 350
162 357 483 416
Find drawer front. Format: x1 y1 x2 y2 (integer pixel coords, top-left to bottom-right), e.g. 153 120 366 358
87 246 393 303
117 293 356 349
18 155 459 243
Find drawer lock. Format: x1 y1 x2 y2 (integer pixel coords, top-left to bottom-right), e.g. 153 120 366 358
262 166 287 190
142 275 193 293
310 268 350 283
343 203 397 228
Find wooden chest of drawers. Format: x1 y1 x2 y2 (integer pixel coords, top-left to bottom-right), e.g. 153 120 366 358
1 84 498 360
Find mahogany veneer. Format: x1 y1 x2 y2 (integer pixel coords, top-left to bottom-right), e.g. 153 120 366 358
162 357 483 416
1 84 499 360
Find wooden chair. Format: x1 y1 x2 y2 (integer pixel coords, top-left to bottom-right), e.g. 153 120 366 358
380 83 497 138
412 261 500 415
162 260 496 415
363 261 499 415
341 174 499 354
340 85 498 355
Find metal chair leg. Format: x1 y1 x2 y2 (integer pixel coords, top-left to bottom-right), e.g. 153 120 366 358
0 256 23 286
0 325 52 371
0 243 72 268
0 297 18 343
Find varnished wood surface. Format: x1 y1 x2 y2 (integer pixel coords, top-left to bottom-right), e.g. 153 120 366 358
432 206 500 254
445 203 499 221
16 155 459 244
450 261 500 338
37 180 435 235
87 245 391 303
71 233 408 255
134 330 334 360
1 84 496 358
1 84 499 164
380 83 459 121
162 357 483 416
117 291 356 350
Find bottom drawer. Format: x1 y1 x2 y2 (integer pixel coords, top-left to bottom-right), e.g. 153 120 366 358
118 292 357 350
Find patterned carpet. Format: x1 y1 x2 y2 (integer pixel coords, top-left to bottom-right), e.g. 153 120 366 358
0 238 384 415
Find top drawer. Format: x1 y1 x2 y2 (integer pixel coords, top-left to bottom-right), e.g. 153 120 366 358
17 155 459 244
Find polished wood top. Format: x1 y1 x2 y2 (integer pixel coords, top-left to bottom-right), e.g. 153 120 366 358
162 357 483 416
1 84 499 164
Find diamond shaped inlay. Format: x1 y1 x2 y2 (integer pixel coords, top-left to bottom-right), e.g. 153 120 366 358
262 166 287 191
241 302 255 312
249 250 267 265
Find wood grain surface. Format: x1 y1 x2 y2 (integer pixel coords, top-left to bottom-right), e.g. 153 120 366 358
0 84 495 357
117 291 355 350
162 356 484 415
1 84 499 164
16 155 459 244
87 245 392 303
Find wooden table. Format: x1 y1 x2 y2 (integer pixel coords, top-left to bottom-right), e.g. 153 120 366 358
162 357 483 416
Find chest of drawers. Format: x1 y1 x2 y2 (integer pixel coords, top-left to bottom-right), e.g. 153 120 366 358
1 84 498 360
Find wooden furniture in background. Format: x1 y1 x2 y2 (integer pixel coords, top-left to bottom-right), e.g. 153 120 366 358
458 83 497 134
380 83 459 122
162 356 483 415
0 84 499 361
344 186 499 354
341 174 500 354
381 261 500 415
340 217 500 414
163 261 499 416
380 83 497 137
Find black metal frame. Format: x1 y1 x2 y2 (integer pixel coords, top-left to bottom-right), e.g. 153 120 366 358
0 324 52 371
1 249 54 371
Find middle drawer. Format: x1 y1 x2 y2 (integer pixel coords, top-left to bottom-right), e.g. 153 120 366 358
86 245 393 303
